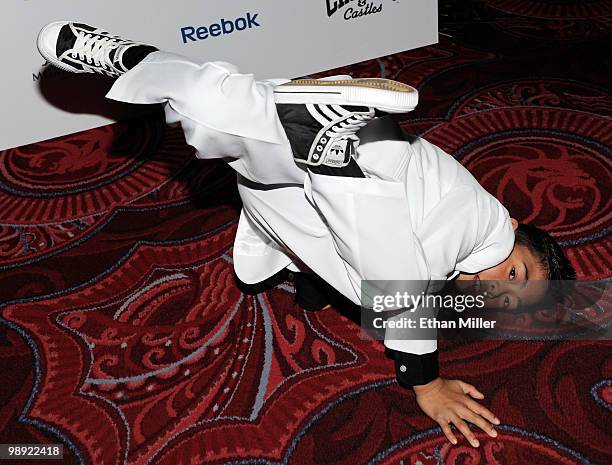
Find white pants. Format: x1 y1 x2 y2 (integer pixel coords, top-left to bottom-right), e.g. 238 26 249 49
106 51 434 355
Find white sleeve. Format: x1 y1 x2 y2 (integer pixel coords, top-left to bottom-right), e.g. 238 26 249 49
456 188 515 274
415 185 481 280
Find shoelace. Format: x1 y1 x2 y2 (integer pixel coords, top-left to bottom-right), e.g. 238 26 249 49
325 112 374 145
70 30 127 75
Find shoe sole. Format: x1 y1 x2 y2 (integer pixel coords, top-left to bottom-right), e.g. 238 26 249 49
37 21 87 74
273 78 418 113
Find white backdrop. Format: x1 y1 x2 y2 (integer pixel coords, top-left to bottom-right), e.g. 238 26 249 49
1 0 437 151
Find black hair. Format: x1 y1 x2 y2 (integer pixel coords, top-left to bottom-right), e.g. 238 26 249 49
514 223 576 302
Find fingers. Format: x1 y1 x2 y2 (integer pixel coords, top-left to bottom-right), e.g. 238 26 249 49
457 380 484 399
464 398 501 425
450 414 480 448
458 406 497 439
439 421 458 445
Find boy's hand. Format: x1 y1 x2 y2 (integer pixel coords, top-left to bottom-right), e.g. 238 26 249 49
413 377 500 447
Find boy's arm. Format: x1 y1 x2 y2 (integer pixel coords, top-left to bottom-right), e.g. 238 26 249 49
307 161 445 391
305 161 500 448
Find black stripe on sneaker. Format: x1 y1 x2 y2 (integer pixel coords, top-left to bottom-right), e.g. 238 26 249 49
62 58 84 71
339 105 371 112
321 104 344 119
307 105 333 125
74 23 97 31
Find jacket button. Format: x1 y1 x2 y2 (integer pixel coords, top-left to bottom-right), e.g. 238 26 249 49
399 365 407 373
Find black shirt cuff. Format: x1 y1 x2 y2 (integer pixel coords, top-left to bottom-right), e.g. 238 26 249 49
393 350 439 389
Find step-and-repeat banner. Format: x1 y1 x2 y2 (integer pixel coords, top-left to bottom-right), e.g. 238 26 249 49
1 1 437 150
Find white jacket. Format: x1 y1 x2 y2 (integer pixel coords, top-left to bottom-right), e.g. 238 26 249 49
106 51 515 356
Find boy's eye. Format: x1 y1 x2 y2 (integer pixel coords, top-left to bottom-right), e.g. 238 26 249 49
509 267 516 280
504 295 511 308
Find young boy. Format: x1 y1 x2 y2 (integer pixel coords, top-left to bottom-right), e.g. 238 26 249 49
36 21 575 448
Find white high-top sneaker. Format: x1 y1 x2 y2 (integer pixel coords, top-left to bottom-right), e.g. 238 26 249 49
37 21 157 77
276 103 375 168
274 78 418 168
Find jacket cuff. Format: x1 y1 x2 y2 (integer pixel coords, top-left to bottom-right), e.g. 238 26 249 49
393 350 439 389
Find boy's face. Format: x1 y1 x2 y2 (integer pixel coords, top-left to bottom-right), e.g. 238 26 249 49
456 219 549 309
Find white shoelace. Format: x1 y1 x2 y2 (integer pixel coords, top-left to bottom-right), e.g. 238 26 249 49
325 113 374 144
70 31 128 74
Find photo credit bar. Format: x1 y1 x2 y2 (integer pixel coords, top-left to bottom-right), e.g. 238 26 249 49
360 280 611 341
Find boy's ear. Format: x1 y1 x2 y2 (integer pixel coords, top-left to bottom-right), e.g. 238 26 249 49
511 218 519 231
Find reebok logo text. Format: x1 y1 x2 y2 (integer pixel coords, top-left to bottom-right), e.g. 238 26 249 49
181 12 261 44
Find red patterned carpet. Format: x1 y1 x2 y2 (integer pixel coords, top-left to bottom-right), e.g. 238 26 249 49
1 1 611 464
